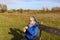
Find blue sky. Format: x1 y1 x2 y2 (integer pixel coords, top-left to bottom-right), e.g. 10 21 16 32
0 0 60 10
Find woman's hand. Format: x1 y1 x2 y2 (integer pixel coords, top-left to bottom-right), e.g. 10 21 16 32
23 26 28 32
25 26 28 29
23 27 26 33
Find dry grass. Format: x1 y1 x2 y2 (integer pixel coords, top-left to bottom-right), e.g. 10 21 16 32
0 13 60 40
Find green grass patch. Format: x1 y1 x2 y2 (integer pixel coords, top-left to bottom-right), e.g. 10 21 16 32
0 13 60 40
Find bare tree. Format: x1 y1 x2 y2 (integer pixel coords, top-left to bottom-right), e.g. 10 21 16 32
0 4 7 13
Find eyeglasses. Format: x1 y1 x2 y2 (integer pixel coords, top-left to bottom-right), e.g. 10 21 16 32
30 20 33 22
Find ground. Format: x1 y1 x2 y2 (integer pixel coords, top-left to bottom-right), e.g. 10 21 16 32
0 12 60 40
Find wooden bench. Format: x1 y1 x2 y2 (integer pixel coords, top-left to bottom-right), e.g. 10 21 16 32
38 24 60 40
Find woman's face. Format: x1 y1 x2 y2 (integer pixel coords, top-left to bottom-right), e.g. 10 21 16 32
29 19 35 25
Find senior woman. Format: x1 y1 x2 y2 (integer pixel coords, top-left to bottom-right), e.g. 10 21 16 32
21 16 39 40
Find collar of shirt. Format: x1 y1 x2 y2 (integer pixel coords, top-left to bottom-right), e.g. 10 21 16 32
28 22 36 27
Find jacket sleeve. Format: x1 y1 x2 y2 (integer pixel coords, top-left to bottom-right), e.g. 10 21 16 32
27 24 38 36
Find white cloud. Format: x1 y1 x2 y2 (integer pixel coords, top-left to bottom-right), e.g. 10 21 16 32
0 0 60 9
0 0 22 4
0 0 60 5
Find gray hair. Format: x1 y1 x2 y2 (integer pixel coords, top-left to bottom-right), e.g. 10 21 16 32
30 16 37 22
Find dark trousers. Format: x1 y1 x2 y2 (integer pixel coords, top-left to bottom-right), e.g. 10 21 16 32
21 36 39 40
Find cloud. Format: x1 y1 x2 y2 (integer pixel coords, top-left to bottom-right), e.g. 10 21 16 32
0 0 60 5
0 0 22 4
0 0 60 9
0 0 59 7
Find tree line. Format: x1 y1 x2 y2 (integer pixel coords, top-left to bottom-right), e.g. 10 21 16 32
0 4 60 13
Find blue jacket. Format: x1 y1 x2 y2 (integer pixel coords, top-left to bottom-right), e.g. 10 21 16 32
26 22 39 40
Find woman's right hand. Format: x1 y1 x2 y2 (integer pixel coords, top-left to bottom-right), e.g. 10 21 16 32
23 27 26 32
25 26 28 29
23 26 28 32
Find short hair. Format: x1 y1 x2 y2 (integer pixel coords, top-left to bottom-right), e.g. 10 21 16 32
30 16 37 22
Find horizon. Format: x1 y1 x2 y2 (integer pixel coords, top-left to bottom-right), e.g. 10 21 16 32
0 0 60 10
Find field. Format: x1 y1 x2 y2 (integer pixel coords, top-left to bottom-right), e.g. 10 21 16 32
0 12 60 40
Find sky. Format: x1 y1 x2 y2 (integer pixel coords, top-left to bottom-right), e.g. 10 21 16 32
0 0 60 10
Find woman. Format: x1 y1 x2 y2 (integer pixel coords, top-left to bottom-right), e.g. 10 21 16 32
21 16 39 40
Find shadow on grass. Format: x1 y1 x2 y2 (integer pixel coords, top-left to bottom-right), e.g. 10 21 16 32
8 28 25 40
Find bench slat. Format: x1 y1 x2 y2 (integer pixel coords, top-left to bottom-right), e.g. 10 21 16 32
39 24 60 36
